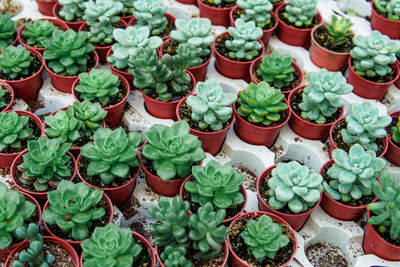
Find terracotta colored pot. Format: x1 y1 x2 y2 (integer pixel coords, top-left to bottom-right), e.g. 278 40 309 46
10 151 77 200
0 193 41 261
233 99 290 147
45 51 99 94
213 32 265 81
120 14 133 24
0 110 44 169
0 48 44 103
229 6 278 45
272 1 284 10
176 0 197 4
384 110 400 166
310 24 351 71
106 49 134 91
197 0 234 26
257 165 321 231
275 4 322 48
348 58 400 100
228 211 297 267
35 0 58 16
371 2 400 39
53 3 86 31
288 86 344 141
0 82 14 112
18 18 69 54
396 61 400 88
128 13 176 41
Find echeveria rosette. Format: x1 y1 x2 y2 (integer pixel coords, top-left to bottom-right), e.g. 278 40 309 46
257 52 295 89
241 214 290 261
42 180 106 241
323 15 353 46
58 0 87 21
299 69 353 124
324 144 386 202
0 14 16 50
374 0 400 21
21 20 59 48
81 223 143 267
237 0 273 28
73 100 108 137
268 161 323 213
133 0 168 36
0 111 34 152
0 45 34 80
161 245 193 267
284 0 318 27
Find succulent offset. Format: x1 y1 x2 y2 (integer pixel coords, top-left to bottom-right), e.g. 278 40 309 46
0 111 34 152
73 100 107 137
58 0 86 21
0 45 34 80
237 0 273 28
45 107 83 144
161 245 193 267
391 115 400 145
374 0 400 21
133 0 168 35
0 13 16 50
284 0 318 27
257 51 295 89
21 20 59 48
323 15 353 46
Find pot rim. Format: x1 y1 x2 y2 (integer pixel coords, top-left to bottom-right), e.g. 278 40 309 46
197 0 235 11
310 24 353 56
0 82 14 112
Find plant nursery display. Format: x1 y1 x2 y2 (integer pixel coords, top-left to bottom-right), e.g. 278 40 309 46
197 0 236 26
371 0 400 38
0 13 16 50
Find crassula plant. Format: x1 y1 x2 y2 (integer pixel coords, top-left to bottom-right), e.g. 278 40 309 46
0 45 34 80
283 0 318 27
0 13 16 50
237 0 273 28
58 0 86 21
374 0 400 21
323 15 353 47
21 20 59 48
0 111 34 152
133 0 168 36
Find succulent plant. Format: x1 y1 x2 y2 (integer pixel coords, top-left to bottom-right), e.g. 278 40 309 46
73 100 107 137
256 51 295 89
133 0 168 35
341 102 392 152
350 31 400 78
160 245 193 267
81 223 143 267
186 79 237 131
0 13 16 50
268 161 324 213
83 0 123 45
374 0 400 21
299 69 353 124
58 0 86 21
21 20 59 48
0 111 34 152
226 19 263 60
18 137 72 192
324 144 386 202
0 182 36 249
323 15 353 46
115 0 135 15
42 180 106 241
368 168 400 240
45 107 83 144
42 29 95 76
240 214 290 261
0 86 8 109
284 0 318 27
237 0 273 28
237 82 289 126
0 45 34 80
391 115 400 145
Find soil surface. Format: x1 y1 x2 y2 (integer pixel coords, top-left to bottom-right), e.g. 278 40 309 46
200 0 235 9
1 87 12 109
0 56 41 80
130 15 175 39
313 25 353 53
306 242 348 267
232 8 276 30
162 38 209 64
75 85 126 108
215 35 261 62
278 6 320 29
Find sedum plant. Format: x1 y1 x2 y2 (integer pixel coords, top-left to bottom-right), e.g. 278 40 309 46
42 180 106 241
0 111 34 152
0 14 16 50
341 102 392 152
186 79 237 131
21 20 59 48
257 51 295 89
299 69 353 124
374 0 400 21
142 121 205 181
237 82 289 126
284 0 318 27
391 114 400 145
324 144 386 202
350 31 400 78
161 245 193 267
237 0 273 28
133 0 168 36
241 214 290 262
45 107 82 144
73 100 107 137
226 19 263 60
58 0 86 21
81 223 143 267
323 15 353 46
268 161 323 213
0 45 34 80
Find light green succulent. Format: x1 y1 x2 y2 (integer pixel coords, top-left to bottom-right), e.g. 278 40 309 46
226 19 263 60
0 45 34 80
133 0 168 35
21 20 59 48
58 0 86 21
0 14 16 50
160 245 193 267
324 144 386 203
115 0 135 15
257 52 295 89
45 107 83 144
73 100 108 137
284 0 318 27
0 86 9 110
0 111 34 152
267 161 323 213
299 69 353 124
341 102 392 151
350 31 400 78
237 0 273 28
392 115 400 144
323 15 353 46
374 0 400 21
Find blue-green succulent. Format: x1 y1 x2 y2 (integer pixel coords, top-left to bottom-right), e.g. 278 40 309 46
237 0 273 28
284 0 318 27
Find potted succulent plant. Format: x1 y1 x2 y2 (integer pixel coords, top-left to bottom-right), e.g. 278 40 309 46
176 79 237 155
348 30 400 100
0 14 17 50
163 17 214 81
10 137 77 200
0 45 44 103
288 69 352 140
228 211 297 267
80 223 156 267
371 0 400 39
275 0 322 48
53 0 87 31
214 18 265 80
197 0 236 26
229 0 278 45
249 51 304 97
256 161 324 231
320 144 385 221
329 102 391 158
149 196 230 266
0 82 14 112
234 82 290 146
72 68 129 127
35 0 58 16
42 29 99 94
42 180 114 246
385 110 400 166
140 120 206 196
116 0 135 22
0 110 44 169
310 15 354 71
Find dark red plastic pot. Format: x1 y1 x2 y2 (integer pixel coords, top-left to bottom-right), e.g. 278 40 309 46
197 0 234 26
176 0 197 4
227 211 297 267
396 61 400 88
10 151 77 200
275 4 322 48
128 13 176 41
120 14 133 24
0 110 44 169
213 32 265 81
257 165 321 231
106 49 134 91
288 86 344 141
233 99 290 147
384 110 400 166
18 18 69 54
348 58 400 100
53 3 86 31
0 82 14 112
371 2 400 39
272 1 284 10
35 0 57 16
229 6 278 45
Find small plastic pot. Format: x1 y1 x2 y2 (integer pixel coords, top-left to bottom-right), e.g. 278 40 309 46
0 110 44 169
0 82 14 112
371 1 400 39
288 86 344 141
35 0 58 16
227 211 297 267
128 13 176 40
45 51 99 94
256 165 321 231
384 110 400 166
272 1 284 10
176 0 197 4
197 0 234 26
275 4 322 48
53 3 86 31
106 49 134 91
395 61 400 88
